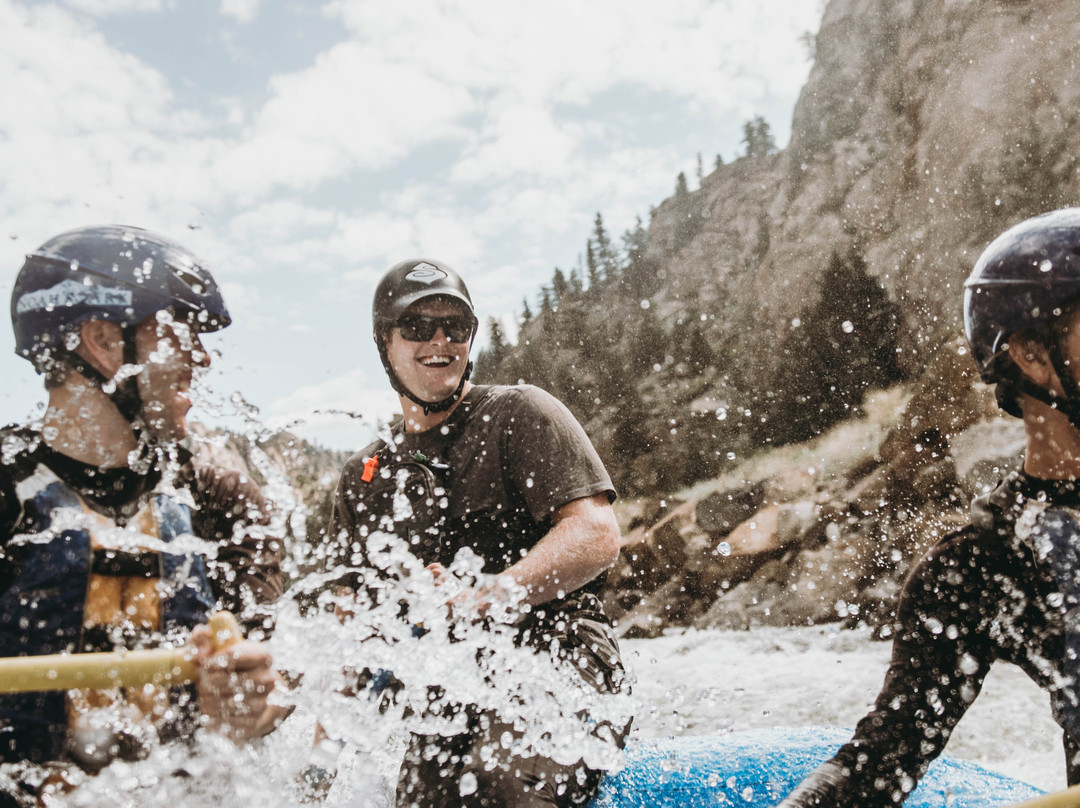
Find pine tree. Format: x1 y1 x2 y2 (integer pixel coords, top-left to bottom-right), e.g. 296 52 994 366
742 115 777 159
630 306 667 372
568 266 584 297
622 216 656 301
685 324 715 372
766 248 904 444
715 153 724 171
675 171 689 197
487 317 509 367
551 267 568 303
521 297 533 327
585 242 602 293
696 152 704 185
592 212 619 287
540 287 555 332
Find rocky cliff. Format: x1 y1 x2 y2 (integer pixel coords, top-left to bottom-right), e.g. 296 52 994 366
649 0 1080 374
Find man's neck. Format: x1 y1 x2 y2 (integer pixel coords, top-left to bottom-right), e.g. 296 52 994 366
398 381 472 434
43 377 138 468
1022 403 1080 480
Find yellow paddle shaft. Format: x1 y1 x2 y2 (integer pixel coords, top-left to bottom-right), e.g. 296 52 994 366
0 612 241 695
1008 784 1080 808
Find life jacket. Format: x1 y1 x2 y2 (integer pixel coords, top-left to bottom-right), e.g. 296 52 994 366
0 463 215 764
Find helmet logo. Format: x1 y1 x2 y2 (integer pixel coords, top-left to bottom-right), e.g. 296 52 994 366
15 280 133 313
405 263 448 284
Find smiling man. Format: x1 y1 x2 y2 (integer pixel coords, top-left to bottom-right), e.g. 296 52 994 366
0 226 289 801
327 258 629 807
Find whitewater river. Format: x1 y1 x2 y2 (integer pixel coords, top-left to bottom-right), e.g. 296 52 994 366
56 622 1064 807
624 625 1064 793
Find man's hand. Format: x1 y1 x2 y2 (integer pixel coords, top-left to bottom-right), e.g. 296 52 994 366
190 624 291 742
426 562 517 619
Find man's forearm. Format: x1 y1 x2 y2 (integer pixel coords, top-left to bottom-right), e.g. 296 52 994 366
501 494 620 606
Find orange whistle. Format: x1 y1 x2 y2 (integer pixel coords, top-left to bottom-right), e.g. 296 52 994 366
361 455 379 483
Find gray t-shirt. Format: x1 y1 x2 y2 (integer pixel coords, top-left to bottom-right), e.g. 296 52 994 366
330 384 615 583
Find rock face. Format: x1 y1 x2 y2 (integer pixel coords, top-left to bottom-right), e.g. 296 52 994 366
645 0 1080 378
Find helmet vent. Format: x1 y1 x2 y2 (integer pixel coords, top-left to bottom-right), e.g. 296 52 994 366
174 265 207 295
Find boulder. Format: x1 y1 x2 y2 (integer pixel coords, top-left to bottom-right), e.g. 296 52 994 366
695 482 765 535
949 418 1026 499
722 500 821 557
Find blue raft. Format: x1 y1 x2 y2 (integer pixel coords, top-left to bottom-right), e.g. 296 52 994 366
590 727 1045 808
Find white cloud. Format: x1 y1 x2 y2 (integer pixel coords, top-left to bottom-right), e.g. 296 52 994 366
0 0 219 244
450 104 583 184
325 0 817 110
220 0 259 23
60 0 163 13
216 42 476 196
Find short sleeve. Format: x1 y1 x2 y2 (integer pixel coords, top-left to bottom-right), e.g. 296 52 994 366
500 386 615 522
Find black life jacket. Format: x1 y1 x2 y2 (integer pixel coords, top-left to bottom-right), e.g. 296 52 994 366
0 463 215 763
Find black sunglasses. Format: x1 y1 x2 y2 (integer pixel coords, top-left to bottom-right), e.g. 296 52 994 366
396 314 476 344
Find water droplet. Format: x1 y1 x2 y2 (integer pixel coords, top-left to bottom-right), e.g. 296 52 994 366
459 773 478 795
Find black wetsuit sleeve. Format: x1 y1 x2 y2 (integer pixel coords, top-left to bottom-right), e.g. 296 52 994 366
188 465 284 622
778 535 993 808
0 479 17 549
0 477 19 594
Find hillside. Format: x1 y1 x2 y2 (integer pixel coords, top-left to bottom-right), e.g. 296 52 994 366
472 0 1079 634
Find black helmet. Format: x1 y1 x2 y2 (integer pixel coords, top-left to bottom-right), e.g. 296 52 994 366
13 225 230 373
11 225 231 423
372 258 477 415
964 207 1080 422
372 258 475 337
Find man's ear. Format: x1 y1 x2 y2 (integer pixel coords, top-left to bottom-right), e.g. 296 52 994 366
75 320 124 378
1007 332 1054 385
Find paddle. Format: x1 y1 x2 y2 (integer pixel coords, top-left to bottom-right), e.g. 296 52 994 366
0 612 242 694
1007 785 1080 808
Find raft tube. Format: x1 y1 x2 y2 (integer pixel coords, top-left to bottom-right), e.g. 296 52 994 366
590 727 1044 808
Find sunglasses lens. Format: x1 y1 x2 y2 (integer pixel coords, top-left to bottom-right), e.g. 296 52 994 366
443 321 472 342
396 316 473 343
398 319 436 342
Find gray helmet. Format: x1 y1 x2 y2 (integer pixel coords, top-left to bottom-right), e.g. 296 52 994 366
371 258 477 414
13 224 230 374
11 225 230 422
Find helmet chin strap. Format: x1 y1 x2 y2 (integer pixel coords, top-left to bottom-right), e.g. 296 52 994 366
377 335 473 416
60 325 144 424
1009 335 1080 433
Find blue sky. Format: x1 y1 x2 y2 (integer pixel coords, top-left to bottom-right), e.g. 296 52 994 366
0 0 823 451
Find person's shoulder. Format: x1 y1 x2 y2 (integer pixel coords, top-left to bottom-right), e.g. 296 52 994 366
480 383 571 414
904 523 989 590
340 438 388 476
